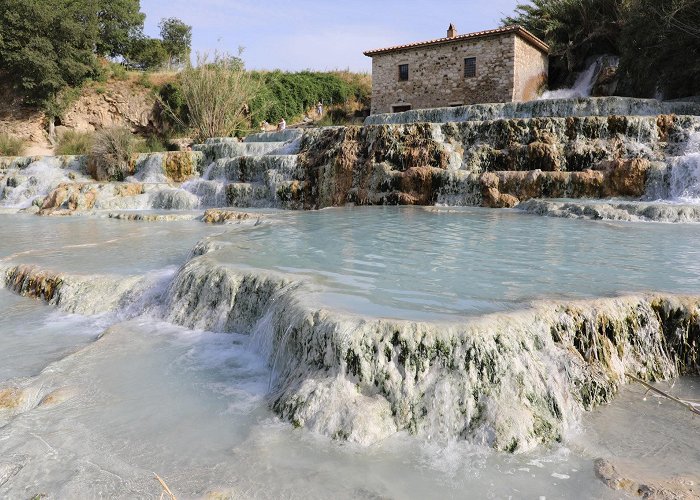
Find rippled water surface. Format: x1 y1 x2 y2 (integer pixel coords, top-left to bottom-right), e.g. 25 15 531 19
1 208 698 498
205 206 700 318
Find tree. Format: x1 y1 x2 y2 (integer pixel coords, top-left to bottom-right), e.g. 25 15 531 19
618 0 700 98
96 0 146 58
0 0 99 103
128 36 168 71
503 0 626 88
0 0 147 107
159 17 192 69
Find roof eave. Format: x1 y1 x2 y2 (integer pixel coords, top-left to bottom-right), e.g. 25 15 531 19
363 26 549 57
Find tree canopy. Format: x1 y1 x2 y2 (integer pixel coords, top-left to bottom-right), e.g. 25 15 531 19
0 0 100 104
159 17 192 69
503 0 700 99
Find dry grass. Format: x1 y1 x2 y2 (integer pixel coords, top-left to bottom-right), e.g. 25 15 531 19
55 130 94 155
0 132 26 156
88 127 139 181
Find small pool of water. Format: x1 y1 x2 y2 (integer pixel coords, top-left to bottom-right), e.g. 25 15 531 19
204 206 700 319
0 214 223 275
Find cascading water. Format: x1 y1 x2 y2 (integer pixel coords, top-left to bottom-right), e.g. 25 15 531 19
0 208 698 497
125 153 170 184
539 56 618 100
0 158 81 209
667 132 700 202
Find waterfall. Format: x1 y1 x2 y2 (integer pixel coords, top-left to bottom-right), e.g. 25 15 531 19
539 57 614 100
668 153 700 202
126 153 170 184
0 158 77 209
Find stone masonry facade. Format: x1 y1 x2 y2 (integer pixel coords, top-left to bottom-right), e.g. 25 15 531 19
365 26 548 115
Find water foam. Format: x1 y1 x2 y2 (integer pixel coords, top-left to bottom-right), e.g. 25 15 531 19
0 158 79 209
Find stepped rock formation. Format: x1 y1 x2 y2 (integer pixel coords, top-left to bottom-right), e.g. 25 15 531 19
2 97 700 215
4 243 697 451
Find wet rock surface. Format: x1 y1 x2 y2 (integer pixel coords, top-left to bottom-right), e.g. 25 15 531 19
159 251 700 450
519 199 700 222
595 459 698 499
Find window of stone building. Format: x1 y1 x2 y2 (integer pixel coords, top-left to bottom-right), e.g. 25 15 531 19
464 57 476 78
398 64 409 81
392 104 412 113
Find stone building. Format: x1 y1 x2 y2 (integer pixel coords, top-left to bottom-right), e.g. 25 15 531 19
364 25 549 114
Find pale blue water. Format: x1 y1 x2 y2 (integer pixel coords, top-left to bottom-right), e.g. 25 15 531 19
205 206 700 318
0 208 697 498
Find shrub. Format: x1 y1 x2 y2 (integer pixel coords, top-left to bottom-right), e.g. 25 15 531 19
137 71 154 89
160 52 260 142
0 133 26 156
56 130 94 155
248 70 371 125
88 127 139 180
110 63 129 81
138 135 167 153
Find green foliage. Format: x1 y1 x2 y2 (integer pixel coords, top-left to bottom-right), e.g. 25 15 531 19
137 71 153 89
0 0 100 105
95 0 145 58
128 36 168 71
159 53 260 142
109 62 129 81
503 0 625 86
55 130 94 155
0 133 26 156
43 86 82 121
135 134 167 153
88 127 138 181
159 17 192 69
158 82 188 132
0 0 146 107
503 0 700 98
618 0 700 98
248 71 371 124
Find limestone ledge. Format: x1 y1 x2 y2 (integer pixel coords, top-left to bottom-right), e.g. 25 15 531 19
36 182 200 214
3 252 699 453
519 199 700 223
201 208 265 224
0 264 152 316
162 255 700 451
595 459 698 499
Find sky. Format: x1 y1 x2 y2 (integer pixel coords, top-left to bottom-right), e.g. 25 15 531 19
140 0 523 72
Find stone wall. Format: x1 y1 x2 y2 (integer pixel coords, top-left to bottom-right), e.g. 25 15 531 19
369 33 548 114
512 36 548 102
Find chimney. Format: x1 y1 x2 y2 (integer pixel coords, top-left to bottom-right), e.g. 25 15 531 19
447 23 457 38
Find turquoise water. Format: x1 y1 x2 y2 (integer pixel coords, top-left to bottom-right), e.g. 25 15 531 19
1 209 698 498
204 206 700 319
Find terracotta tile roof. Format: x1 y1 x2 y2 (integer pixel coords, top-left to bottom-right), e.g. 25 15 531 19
363 25 549 56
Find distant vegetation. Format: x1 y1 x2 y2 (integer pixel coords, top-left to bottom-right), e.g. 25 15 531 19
248 70 371 125
55 131 95 156
0 133 26 156
159 63 371 137
0 0 191 113
504 0 700 99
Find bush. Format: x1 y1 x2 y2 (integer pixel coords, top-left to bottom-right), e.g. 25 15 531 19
137 135 167 153
160 53 260 142
137 71 154 89
56 130 94 155
110 63 129 81
88 127 139 180
248 70 371 125
0 133 26 156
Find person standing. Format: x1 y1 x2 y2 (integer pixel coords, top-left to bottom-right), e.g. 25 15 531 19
316 101 323 117
278 118 286 131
